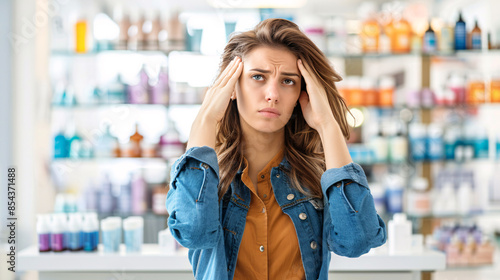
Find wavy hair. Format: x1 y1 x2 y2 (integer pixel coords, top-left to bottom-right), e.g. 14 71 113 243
215 18 350 200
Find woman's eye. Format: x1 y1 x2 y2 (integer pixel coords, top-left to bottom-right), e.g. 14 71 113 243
283 79 295 85
252 75 264 81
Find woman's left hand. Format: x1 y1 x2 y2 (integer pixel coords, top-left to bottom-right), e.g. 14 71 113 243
296 59 337 133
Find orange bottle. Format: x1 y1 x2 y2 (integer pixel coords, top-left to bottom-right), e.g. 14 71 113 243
360 77 378 106
75 19 87 53
467 74 485 104
361 18 380 53
379 76 395 107
348 76 363 106
129 123 144 157
391 18 411 53
490 76 500 103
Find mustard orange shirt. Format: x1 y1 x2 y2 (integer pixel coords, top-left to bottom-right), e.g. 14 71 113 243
233 149 305 280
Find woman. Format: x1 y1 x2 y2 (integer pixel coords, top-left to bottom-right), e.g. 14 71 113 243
166 18 386 280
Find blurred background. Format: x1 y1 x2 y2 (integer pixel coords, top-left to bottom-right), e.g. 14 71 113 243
1 0 500 279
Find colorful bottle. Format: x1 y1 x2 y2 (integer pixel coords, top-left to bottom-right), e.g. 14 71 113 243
491 75 500 103
50 214 65 252
360 76 378 106
467 73 485 104
54 128 69 158
149 66 169 105
391 17 411 53
75 18 87 53
67 213 82 251
470 19 482 50
37 215 51 252
423 21 437 53
378 76 395 106
360 7 380 53
94 124 118 158
106 75 126 104
127 65 149 104
118 176 132 215
99 174 114 215
454 11 467 50
129 123 144 157
159 120 185 159
347 76 363 106
131 172 147 215
439 22 454 53
82 213 99 251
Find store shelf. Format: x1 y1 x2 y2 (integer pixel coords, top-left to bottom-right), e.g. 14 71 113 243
18 243 445 272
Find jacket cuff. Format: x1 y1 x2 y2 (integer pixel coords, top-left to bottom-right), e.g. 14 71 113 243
321 162 369 192
171 146 219 180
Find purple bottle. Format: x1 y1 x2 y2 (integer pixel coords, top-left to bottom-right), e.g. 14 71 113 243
149 66 169 104
37 215 51 252
49 214 64 252
131 173 147 215
127 65 149 104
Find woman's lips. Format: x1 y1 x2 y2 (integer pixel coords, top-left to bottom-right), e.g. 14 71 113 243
258 108 280 118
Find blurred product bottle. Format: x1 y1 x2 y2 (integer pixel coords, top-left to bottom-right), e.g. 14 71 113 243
118 175 132 215
385 174 404 213
439 22 454 53
378 29 391 54
490 74 500 103
152 184 169 215
433 180 458 216
347 76 362 106
144 11 161 51
473 126 489 159
369 127 388 163
389 129 408 163
427 124 444 161
37 215 51 252
67 124 83 159
447 73 466 105
107 75 127 104
407 177 431 216
159 120 185 159
75 17 88 53
129 123 144 157
127 65 150 104
94 124 119 158
67 213 82 251
443 127 459 160
127 10 145 51
50 214 65 252
423 21 437 53
162 10 186 52
360 76 378 106
391 16 411 53
123 216 144 252
470 19 482 50
457 175 473 215
149 66 169 105
467 73 485 104
82 213 99 252
359 2 380 53
54 127 69 158
454 11 467 50
83 181 99 212
99 174 115 215
410 32 422 54
378 76 395 106
388 213 412 254
131 172 147 215
409 122 426 161
115 8 131 50
305 27 326 52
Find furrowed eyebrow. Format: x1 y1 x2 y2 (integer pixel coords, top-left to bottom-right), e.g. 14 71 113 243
249 68 300 78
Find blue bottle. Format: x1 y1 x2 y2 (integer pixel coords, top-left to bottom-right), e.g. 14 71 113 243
409 123 427 161
54 130 69 158
454 11 467 50
423 21 436 53
474 127 489 159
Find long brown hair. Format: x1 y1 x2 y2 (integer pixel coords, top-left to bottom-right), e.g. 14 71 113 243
215 18 350 200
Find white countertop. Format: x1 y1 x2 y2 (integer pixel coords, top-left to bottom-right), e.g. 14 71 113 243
19 244 446 272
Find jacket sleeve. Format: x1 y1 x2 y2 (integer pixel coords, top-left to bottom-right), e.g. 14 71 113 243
321 162 387 257
166 146 222 249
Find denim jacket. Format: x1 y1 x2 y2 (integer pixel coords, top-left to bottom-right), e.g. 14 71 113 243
166 146 386 280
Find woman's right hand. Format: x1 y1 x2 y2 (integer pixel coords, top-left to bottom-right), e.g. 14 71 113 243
186 56 243 150
200 56 243 123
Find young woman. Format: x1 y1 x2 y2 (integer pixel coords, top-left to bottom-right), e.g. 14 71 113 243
166 18 386 280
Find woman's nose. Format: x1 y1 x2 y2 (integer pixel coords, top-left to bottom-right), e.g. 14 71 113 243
265 82 279 103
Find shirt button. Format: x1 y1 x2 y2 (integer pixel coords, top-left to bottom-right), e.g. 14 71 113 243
276 173 280 178
263 194 267 198
310 241 317 250
299 213 307 220
287 194 295 200
260 246 265 252
260 175 265 179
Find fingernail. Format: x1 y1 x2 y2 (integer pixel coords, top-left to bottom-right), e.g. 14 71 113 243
298 59 302 64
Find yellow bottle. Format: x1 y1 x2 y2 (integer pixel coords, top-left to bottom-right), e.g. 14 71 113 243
490 76 500 103
75 19 87 53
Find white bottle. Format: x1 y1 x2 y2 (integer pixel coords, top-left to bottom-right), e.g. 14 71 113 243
457 181 472 215
388 213 412 255
158 228 177 254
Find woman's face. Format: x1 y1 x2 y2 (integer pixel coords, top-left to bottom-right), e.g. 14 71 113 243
235 46 302 135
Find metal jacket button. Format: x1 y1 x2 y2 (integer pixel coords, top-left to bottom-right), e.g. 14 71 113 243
202 163 209 169
310 241 317 250
260 246 265 252
299 213 307 220
287 194 295 200
276 174 280 178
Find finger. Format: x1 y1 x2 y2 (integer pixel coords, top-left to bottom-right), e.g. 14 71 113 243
219 59 242 88
298 90 309 107
297 59 313 85
213 57 239 87
224 61 243 93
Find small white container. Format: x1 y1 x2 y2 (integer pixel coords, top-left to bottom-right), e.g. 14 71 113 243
123 216 144 253
158 228 177 254
388 213 412 255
